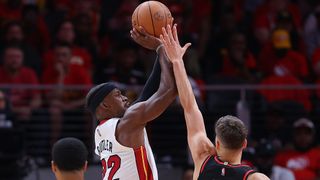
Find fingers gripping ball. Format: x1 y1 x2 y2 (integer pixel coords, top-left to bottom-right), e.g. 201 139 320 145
132 1 173 38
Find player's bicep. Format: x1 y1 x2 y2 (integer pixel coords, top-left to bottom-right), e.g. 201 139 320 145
121 93 165 128
121 102 146 128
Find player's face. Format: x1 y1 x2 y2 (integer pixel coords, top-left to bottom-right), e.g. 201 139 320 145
104 89 130 117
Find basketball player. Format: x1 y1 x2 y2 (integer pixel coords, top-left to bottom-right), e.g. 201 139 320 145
160 24 270 180
85 26 176 179
51 137 88 180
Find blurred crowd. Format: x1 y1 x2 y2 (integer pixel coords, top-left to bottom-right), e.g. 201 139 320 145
0 0 319 179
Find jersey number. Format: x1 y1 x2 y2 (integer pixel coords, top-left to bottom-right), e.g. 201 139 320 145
102 155 121 180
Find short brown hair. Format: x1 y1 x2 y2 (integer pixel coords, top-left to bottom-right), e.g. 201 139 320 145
215 115 248 150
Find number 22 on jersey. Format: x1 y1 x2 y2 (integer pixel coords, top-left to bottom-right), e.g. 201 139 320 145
102 155 121 180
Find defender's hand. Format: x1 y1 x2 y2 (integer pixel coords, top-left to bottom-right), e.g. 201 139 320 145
130 26 161 50
160 24 191 63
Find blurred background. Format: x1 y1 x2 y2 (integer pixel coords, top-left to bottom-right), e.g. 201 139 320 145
0 0 319 179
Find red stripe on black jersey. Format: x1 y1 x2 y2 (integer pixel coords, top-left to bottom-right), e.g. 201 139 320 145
198 156 256 180
134 146 154 180
243 169 255 180
200 155 212 173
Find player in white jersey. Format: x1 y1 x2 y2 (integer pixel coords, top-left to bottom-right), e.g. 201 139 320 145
85 24 176 180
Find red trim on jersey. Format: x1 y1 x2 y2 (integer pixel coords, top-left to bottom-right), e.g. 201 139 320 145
134 146 154 180
99 119 110 126
200 155 212 173
214 156 250 168
243 169 255 180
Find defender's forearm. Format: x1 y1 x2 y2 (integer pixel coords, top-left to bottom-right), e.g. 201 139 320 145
157 48 177 94
172 60 196 110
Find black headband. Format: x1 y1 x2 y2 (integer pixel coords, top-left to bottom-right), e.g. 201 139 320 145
86 83 117 114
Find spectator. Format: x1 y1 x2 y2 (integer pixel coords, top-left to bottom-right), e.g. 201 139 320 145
72 13 98 63
51 137 88 180
42 20 93 72
258 29 308 80
21 4 51 53
304 4 320 58
0 0 22 23
219 31 259 82
42 42 92 144
275 10 305 55
275 118 320 180
95 39 145 85
253 104 291 149
0 21 42 75
258 75 311 111
254 139 295 180
253 0 302 46
0 44 41 121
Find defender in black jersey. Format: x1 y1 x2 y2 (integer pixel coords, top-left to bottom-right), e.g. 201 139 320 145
198 155 256 180
160 25 269 180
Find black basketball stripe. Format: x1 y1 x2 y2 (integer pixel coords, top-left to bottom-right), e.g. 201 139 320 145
159 2 168 27
136 4 141 27
147 1 156 37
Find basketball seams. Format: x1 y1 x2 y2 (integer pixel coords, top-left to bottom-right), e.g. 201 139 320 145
159 3 167 29
136 4 141 28
147 1 156 37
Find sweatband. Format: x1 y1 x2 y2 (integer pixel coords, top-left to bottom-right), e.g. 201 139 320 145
86 83 117 113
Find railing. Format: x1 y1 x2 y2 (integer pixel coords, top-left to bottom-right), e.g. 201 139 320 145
0 84 317 167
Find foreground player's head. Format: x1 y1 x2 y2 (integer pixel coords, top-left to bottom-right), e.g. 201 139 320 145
51 137 88 180
215 115 248 152
86 83 130 121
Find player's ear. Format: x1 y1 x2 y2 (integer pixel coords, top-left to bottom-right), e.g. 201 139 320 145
83 161 88 171
100 102 110 110
242 139 248 149
51 161 57 173
215 137 220 150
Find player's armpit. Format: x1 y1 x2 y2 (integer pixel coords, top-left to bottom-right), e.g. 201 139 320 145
247 172 270 180
188 132 215 166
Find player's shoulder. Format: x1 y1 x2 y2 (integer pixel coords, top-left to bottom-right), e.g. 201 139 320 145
247 172 270 180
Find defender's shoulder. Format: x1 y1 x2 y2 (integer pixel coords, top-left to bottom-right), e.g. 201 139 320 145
247 172 270 180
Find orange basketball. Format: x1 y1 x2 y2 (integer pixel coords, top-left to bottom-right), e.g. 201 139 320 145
132 1 173 38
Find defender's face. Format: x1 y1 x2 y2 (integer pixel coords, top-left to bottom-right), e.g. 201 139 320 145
104 89 130 117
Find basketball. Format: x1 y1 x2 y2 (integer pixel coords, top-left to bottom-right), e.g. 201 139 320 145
132 1 173 38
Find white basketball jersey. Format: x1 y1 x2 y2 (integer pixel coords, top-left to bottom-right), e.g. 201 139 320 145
95 118 158 180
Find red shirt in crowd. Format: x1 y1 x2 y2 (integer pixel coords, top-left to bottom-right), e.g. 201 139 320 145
254 2 301 31
258 75 311 111
42 64 92 103
42 47 92 72
0 67 39 107
275 147 320 180
221 52 257 77
258 45 308 79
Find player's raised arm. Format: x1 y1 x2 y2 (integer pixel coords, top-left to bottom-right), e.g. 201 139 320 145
130 25 165 103
160 24 215 174
119 25 177 132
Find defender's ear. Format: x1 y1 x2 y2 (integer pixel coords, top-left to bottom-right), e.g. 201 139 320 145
83 161 88 171
242 139 248 149
51 161 57 173
215 137 220 150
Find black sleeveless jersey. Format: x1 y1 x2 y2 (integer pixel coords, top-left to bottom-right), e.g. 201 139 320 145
198 156 256 180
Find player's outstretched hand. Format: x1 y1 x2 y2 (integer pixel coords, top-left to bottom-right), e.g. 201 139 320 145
130 26 161 51
160 24 191 63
